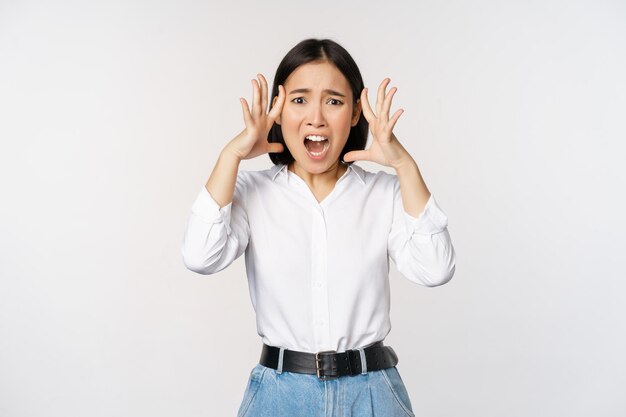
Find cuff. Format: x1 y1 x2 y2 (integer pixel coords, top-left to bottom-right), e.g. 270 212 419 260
190 186 233 234
402 194 449 235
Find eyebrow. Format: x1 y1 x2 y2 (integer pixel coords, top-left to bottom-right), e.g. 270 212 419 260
288 88 347 98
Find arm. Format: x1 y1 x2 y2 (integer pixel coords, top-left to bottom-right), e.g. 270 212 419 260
343 78 456 286
393 155 430 218
181 147 250 275
205 138 245 209
388 161 456 287
181 74 286 275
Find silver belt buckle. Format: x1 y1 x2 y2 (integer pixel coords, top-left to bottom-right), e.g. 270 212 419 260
315 350 338 380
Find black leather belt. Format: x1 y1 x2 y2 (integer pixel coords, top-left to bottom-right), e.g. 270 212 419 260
259 340 399 380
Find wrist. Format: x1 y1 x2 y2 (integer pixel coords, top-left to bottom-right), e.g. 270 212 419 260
390 152 415 172
221 143 244 163
219 146 243 164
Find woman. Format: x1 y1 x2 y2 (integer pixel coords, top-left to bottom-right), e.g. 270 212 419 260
182 38 456 417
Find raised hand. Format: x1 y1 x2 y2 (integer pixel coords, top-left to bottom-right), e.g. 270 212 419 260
227 73 286 161
343 78 409 168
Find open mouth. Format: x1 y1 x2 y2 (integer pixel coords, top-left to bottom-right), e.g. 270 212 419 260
303 135 330 158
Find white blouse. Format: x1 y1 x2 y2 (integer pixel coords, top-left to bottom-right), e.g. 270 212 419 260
181 162 456 353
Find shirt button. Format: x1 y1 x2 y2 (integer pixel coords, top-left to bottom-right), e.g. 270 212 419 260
315 282 322 288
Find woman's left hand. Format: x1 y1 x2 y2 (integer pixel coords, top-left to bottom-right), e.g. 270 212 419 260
343 78 411 169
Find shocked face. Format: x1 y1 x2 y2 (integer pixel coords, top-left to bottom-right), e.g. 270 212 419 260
275 61 361 172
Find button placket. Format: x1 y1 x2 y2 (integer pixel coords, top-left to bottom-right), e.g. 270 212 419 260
310 205 331 348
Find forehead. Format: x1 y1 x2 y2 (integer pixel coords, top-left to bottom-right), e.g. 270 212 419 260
284 61 351 93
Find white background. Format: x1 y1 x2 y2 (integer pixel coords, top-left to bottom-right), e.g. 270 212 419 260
1 0 625 416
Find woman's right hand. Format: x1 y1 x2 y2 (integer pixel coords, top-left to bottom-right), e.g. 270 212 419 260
226 73 286 161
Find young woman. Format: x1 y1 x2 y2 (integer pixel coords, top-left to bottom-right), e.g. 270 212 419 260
182 38 456 417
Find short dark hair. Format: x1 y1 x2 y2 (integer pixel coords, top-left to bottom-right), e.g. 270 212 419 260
267 38 368 166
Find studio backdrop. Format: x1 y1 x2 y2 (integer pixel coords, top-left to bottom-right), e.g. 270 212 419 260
0 1 624 416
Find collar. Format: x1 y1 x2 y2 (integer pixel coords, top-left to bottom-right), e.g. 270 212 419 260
270 163 366 185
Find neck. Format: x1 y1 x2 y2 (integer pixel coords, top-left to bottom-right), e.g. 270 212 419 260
288 160 348 188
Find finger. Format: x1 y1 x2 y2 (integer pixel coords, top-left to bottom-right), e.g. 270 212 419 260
381 86 397 121
252 79 262 117
388 108 404 131
268 85 285 120
360 88 376 123
240 97 253 126
266 142 285 154
343 149 369 163
258 73 268 114
376 78 390 116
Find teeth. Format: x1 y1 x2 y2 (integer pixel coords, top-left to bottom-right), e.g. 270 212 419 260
308 141 329 157
305 135 328 142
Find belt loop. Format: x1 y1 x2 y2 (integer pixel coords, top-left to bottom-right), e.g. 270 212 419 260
357 348 367 374
276 347 285 374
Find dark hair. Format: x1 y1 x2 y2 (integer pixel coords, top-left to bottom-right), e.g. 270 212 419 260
268 38 368 166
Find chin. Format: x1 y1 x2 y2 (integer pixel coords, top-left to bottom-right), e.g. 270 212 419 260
301 155 339 168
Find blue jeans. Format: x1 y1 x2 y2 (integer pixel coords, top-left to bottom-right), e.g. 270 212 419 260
237 363 415 417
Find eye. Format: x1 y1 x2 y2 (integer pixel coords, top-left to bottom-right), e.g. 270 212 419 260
291 97 305 104
327 98 343 105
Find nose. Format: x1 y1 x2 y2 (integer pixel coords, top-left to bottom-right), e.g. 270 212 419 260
306 102 326 128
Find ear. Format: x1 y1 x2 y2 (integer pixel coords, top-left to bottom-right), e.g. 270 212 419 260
272 96 282 125
351 99 362 127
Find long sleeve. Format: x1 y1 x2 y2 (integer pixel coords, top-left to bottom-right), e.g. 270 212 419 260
181 173 250 275
387 176 456 287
